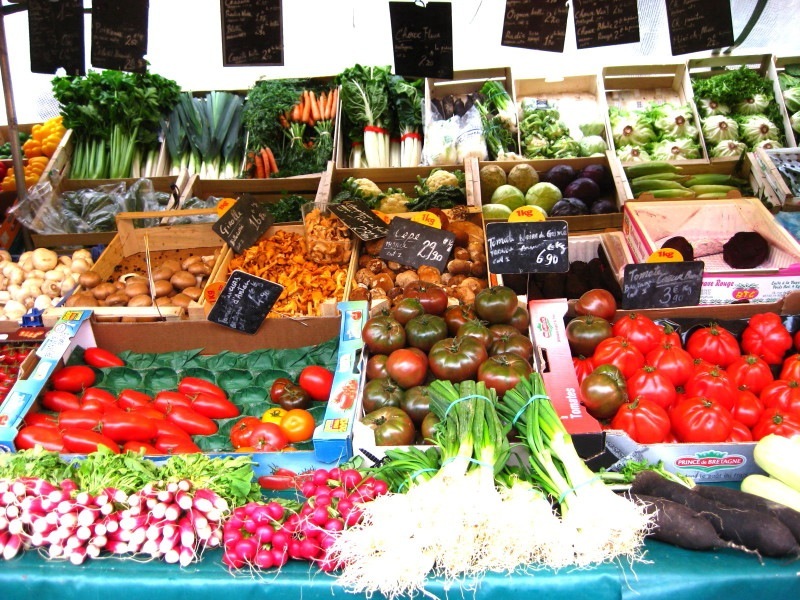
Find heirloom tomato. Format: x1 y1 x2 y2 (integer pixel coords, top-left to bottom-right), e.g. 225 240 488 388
249 422 290 451
477 352 533 397
610 398 671 444
261 406 287 425
566 315 612 357
279 409 315 443
684 367 736 411
273 382 311 410
421 411 440 441
575 288 617 322
443 304 477 336
230 416 263 449
740 312 792 365
385 348 429 389
405 314 448 353
457 319 493 350
366 354 389 380
591 336 645 379
489 332 534 362
509 306 530 335
727 420 754 442
726 354 774 395
625 365 677 411
361 406 415 446
759 379 800 415
403 281 449 316
669 396 733 443
361 377 405 413
392 297 426 325
428 337 489 383
685 323 740 368
751 407 800 440
400 385 432 426
611 313 661 355
779 353 800 382
572 355 595 385
362 315 407 355
580 364 628 420
474 285 518 324
730 388 764 428
645 342 695 388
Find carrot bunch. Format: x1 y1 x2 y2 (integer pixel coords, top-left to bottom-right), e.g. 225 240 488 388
281 87 339 130
247 146 279 179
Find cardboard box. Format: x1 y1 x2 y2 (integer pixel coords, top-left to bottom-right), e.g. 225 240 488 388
469 151 630 232
688 54 795 164
0 302 367 476
622 197 800 305
602 62 709 166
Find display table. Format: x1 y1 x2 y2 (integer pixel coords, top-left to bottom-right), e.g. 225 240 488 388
3 541 798 600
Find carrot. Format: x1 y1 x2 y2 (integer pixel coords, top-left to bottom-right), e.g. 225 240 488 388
330 87 338 119
319 91 328 120
292 102 302 123
244 150 256 177
309 91 322 123
254 151 266 179
278 114 290 129
263 147 278 174
302 90 312 125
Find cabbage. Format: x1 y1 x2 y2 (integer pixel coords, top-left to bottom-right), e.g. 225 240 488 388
740 115 780 145
735 94 771 115
616 145 650 162
523 133 549 159
650 138 701 161
752 139 783 151
697 98 731 117
783 87 800 113
709 140 747 158
702 115 739 144
610 110 656 148
652 103 698 139
548 136 581 159
578 135 607 157
579 121 606 137
792 110 800 134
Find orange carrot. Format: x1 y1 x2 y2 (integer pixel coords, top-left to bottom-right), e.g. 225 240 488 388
254 151 266 178
302 90 312 125
330 87 338 119
292 102 302 122
244 151 256 178
263 147 278 174
309 91 322 123
278 114 290 129
319 91 328 120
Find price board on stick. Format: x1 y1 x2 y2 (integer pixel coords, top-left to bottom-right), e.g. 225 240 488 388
220 0 284 66
328 200 388 241
665 0 734 55
379 218 455 272
389 1 453 79
501 0 569 53
28 0 85 75
621 261 704 310
90 0 149 73
573 0 640 49
208 270 283 334
485 221 568 274
212 194 275 255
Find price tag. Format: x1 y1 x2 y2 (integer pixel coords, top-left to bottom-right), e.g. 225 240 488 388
410 211 442 229
212 194 274 255
204 281 225 304
622 261 704 310
509 206 547 222
389 1 453 79
501 0 569 52
220 0 284 66
28 0 85 75
665 0 734 55
328 200 389 241
378 217 455 271
90 0 149 73
647 248 684 263
485 220 569 274
207 270 284 334
216 197 237 216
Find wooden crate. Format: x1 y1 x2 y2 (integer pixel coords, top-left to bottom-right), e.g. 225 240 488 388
602 62 709 166
46 208 226 323
752 146 800 209
773 55 800 147
468 151 629 233
688 54 795 163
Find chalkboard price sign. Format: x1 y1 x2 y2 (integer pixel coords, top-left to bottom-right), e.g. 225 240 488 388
665 0 734 55
389 1 453 79
574 0 640 49
329 200 388 241
621 261 704 310
212 194 275 255
221 0 284 66
28 0 85 75
486 221 568 274
91 0 149 73
379 218 455 272
501 0 568 53
208 270 284 334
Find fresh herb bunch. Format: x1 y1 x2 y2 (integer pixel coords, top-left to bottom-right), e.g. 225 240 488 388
265 193 307 223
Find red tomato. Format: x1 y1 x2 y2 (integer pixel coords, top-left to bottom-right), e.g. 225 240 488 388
128 405 167 421
740 312 793 365
152 418 192 440
165 405 218 436
154 435 202 454
645 342 695 388
61 428 120 454
100 411 157 443
684 366 737 412
669 396 733 443
610 398 671 444
751 407 800 440
153 390 192 412
249 422 289 451
726 354 775 396
685 323 740 369
575 288 617 322
83 347 125 368
726 420 754 442
23 412 59 428
14 425 64 451
759 379 800 415
122 441 160 455
730 388 765 429
117 389 154 410
655 323 682 349
298 365 335 402
230 416 262 449
385 349 428 390
191 392 241 419
80 387 118 408
58 408 102 430
178 376 227 400
779 353 800 382
572 355 595 386
41 389 81 412
625 365 677 411
611 313 661 355
51 365 96 393
591 336 645 379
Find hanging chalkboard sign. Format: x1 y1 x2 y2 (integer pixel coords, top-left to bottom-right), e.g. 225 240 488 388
621 261 704 310
90 0 148 73
486 221 568 274
501 0 568 53
28 0 85 75
379 217 455 272
220 0 284 66
389 1 453 79
328 200 388 241
208 270 283 334
665 0 734 56
574 0 640 49
212 194 275 255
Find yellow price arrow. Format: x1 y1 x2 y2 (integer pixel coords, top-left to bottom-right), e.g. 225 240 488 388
508 205 547 222
647 248 684 263
216 197 237 216
411 211 442 229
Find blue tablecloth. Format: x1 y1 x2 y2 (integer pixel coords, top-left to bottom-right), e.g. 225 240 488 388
2 541 799 600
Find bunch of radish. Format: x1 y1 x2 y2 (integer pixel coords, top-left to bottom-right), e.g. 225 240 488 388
0 475 227 564
222 466 389 572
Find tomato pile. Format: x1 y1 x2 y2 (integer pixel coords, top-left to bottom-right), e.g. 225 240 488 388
225 466 389 571
569 290 800 444
360 284 532 445
0 342 36 402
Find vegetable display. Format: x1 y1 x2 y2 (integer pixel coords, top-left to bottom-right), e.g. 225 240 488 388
623 161 753 200
518 99 608 160
608 101 702 163
0 117 66 192
778 64 800 141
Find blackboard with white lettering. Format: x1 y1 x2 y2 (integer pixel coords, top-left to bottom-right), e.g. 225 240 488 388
379 218 455 272
208 270 283 334
486 221 569 274
329 200 388 241
665 0 734 56
28 0 85 75
91 0 149 73
212 194 275 255
389 1 453 79
501 0 568 53
574 0 640 49
220 0 284 66
622 261 704 310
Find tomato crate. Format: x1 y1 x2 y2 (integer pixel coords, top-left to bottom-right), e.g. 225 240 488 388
0 304 368 477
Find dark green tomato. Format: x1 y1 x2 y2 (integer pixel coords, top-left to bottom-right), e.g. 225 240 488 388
392 297 426 326
428 336 489 383
362 377 405 413
580 366 627 420
509 306 530 335
474 285 519 324
275 382 312 410
443 304 478 336
477 352 533 397
457 319 493 350
386 349 429 389
489 333 534 362
403 281 449 316
362 315 406 355
488 323 520 343
421 411 441 442
566 315 613 357
405 314 448 353
400 385 432 426
365 354 389 381
361 406 416 446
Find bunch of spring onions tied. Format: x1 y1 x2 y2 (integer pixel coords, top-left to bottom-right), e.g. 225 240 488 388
328 379 563 599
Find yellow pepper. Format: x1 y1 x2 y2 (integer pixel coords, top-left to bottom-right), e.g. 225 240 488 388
22 138 42 158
